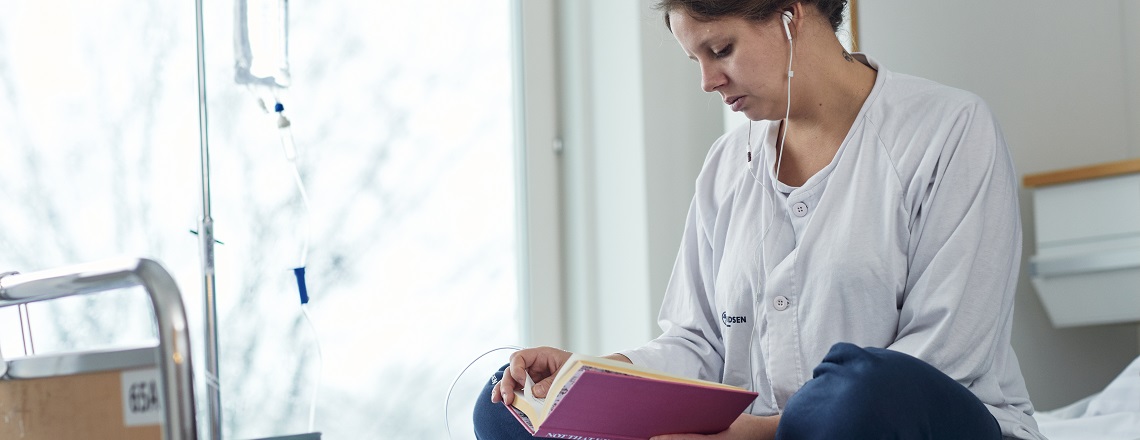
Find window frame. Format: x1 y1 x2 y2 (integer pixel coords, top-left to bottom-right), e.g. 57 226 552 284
514 0 565 347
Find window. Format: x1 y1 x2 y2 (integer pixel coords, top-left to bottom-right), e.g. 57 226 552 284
0 0 532 437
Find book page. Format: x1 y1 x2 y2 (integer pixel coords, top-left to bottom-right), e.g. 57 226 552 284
575 356 741 390
545 366 591 417
541 353 593 415
504 403 537 434
552 353 741 392
511 373 547 425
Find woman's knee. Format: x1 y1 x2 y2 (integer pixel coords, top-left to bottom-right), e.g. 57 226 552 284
776 343 1000 440
473 364 507 438
776 344 888 437
473 364 535 440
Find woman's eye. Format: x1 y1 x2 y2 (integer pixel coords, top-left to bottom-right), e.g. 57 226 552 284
713 45 732 58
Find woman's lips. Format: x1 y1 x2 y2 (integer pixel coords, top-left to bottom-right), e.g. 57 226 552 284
727 95 745 112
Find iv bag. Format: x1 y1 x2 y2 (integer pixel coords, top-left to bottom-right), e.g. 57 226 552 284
235 0 290 88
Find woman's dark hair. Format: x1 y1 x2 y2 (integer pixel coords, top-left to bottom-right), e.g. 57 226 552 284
656 0 847 33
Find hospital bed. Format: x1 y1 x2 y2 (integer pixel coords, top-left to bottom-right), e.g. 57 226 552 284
1036 355 1140 440
0 258 197 439
1025 160 1140 439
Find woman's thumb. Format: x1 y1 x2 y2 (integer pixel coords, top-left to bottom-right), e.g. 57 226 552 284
532 376 556 398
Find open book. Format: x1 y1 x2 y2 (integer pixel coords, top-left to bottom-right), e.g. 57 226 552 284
506 354 758 440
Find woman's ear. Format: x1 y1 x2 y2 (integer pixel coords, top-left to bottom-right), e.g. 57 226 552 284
782 2 809 39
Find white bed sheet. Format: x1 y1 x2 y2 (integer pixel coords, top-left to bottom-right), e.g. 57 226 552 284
1036 356 1140 440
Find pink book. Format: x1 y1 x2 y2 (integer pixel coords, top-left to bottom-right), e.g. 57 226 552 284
506 361 757 440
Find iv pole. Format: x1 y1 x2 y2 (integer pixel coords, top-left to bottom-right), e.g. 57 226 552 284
194 0 224 438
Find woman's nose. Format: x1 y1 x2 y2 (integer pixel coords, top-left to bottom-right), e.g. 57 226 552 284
700 64 726 93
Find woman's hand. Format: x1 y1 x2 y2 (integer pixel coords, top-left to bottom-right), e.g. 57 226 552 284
649 414 781 440
491 346 572 405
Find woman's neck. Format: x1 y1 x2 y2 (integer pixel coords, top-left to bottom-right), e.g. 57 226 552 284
773 37 876 186
788 40 876 137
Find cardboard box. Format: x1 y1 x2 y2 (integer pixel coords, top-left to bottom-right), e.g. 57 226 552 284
0 368 162 440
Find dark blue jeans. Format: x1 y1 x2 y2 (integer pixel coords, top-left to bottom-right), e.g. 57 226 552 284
472 343 1001 439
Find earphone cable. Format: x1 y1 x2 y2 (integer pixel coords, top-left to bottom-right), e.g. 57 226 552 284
743 22 794 414
445 346 524 440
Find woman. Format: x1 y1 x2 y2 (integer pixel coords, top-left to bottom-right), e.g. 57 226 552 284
475 1 1045 439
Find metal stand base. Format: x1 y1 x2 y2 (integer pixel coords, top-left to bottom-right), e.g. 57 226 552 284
250 433 321 440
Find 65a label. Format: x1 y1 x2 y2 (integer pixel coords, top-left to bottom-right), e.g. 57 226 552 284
121 368 164 426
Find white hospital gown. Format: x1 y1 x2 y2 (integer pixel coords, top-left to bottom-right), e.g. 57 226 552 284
620 55 1046 440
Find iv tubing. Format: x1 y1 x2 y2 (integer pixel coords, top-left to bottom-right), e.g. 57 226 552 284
289 130 318 430
301 307 322 432
277 105 320 431
287 154 311 267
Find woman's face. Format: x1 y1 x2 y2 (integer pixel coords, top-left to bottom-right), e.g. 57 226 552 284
669 10 791 121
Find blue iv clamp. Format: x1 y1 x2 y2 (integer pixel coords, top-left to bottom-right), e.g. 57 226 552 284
293 267 309 304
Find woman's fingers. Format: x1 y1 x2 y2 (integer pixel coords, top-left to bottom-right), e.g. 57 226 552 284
494 346 574 405
507 351 532 388
532 376 557 398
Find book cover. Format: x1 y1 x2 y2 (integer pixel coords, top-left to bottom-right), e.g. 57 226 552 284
506 357 758 440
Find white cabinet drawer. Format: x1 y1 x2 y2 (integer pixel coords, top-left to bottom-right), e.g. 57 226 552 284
1033 174 1140 247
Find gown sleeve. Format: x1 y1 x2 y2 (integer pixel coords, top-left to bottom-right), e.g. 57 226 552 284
620 183 727 382
887 97 1022 386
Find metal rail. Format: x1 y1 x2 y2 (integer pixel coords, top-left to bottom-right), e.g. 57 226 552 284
0 258 198 440
192 0 223 434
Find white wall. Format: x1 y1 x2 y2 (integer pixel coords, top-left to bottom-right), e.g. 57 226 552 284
556 0 723 355
858 1 1140 410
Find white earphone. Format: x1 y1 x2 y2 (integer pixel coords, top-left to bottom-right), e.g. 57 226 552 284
781 11 793 41
742 10 796 413
781 11 794 78
745 9 795 163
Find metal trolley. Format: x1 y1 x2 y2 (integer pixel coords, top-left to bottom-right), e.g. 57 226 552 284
0 258 198 440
